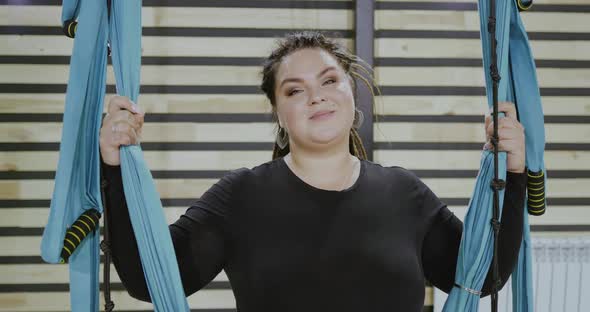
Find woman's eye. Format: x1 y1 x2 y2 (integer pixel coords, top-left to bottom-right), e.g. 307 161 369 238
324 78 336 85
287 89 301 96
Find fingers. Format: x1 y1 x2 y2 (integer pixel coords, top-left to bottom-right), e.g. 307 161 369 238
107 95 144 116
484 138 523 153
111 122 140 146
487 101 518 120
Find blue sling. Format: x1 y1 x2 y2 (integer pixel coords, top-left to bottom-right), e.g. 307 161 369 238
442 0 544 311
40 0 190 310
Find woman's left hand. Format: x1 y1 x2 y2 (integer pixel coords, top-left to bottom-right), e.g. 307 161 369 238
483 101 526 173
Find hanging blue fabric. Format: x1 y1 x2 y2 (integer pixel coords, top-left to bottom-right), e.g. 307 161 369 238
110 0 190 310
442 0 545 311
40 0 190 310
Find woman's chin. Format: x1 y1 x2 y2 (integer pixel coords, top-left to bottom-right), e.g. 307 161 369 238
307 128 347 145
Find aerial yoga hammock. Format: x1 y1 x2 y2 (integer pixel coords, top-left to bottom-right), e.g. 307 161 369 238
442 0 545 312
40 0 189 311
39 0 545 311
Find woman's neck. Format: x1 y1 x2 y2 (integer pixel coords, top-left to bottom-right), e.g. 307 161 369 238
284 138 359 190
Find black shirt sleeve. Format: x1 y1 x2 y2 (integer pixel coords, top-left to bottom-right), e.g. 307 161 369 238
100 160 244 302
420 170 527 297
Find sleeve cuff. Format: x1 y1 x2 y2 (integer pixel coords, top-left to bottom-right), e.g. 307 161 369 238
506 167 528 188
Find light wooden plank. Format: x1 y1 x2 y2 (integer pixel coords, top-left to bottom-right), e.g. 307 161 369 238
376 10 590 33
3 122 589 143
0 289 236 311
449 206 590 224
1 6 352 29
375 38 590 60
0 207 191 228
2 94 587 116
2 149 588 172
2 65 261 86
2 177 588 200
420 178 590 198
1 205 587 229
375 150 590 170
374 122 590 143
380 0 587 4
374 96 590 116
0 35 353 57
0 151 271 171
0 179 216 200
0 94 272 114
374 67 590 88
0 122 277 142
0 263 228 284
5 64 589 89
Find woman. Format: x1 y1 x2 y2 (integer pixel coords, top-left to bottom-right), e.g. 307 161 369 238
99 31 527 311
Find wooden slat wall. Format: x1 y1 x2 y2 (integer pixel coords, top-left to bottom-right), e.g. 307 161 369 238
1 0 589 311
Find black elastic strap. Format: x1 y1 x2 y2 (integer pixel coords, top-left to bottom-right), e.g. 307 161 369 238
487 0 501 311
100 165 115 312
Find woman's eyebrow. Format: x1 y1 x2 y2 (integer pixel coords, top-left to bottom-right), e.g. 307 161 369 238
279 66 337 89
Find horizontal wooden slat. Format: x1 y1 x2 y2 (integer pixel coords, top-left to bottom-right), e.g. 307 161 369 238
374 122 590 143
0 93 272 114
1 177 588 200
375 10 590 33
0 207 191 228
1 205 587 229
374 96 590 116
0 122 277 142
375 67 590 88
1 6 352 29
380 0 587 4
2 122 589 143
2 149 589 172
0 263 228 284
1 94 588 116
374 150 590 170
0 35 353 57
0 289 236 311
449 206 590 225
4 64 589 89
375 38 590 60
0 151 269 171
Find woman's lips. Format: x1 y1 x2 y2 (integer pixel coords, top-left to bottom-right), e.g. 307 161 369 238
310 110 335 120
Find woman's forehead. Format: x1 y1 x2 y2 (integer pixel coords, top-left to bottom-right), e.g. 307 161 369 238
277 48 341 80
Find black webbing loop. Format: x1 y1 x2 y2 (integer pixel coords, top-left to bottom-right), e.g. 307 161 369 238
100 167 115 312
488 0 501 311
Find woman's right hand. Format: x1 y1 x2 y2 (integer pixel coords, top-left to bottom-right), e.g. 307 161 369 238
100 96 145 166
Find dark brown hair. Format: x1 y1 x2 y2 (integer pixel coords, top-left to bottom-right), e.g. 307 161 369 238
260 30 380 160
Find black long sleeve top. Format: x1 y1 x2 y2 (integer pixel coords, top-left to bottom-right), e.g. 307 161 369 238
101 156 527 312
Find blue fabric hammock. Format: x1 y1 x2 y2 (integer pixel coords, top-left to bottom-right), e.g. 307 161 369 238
40 0 190 311
442 0 545 311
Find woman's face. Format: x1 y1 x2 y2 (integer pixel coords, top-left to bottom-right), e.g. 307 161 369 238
274 48 355 151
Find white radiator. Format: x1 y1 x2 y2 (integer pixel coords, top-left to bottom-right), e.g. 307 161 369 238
433 236 590 312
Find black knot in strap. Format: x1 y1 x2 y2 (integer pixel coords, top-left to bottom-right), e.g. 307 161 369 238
489 64 501 83
490 178 506 191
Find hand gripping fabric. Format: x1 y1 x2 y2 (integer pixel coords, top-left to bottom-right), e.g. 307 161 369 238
442 0 544 311
40 0 190 311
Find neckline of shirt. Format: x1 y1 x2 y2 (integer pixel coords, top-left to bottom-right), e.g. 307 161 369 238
278 156 366 195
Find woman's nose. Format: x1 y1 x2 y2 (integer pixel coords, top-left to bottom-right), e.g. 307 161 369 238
309 88 326 105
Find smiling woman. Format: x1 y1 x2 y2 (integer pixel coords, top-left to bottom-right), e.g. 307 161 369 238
99 30 528 312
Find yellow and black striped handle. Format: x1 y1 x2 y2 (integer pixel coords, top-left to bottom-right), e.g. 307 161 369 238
60 209 101 263
62 19 78 38
527 169 546 216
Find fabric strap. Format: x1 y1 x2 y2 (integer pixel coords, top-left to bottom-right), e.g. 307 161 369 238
41 0 190 310
442 0 543 311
